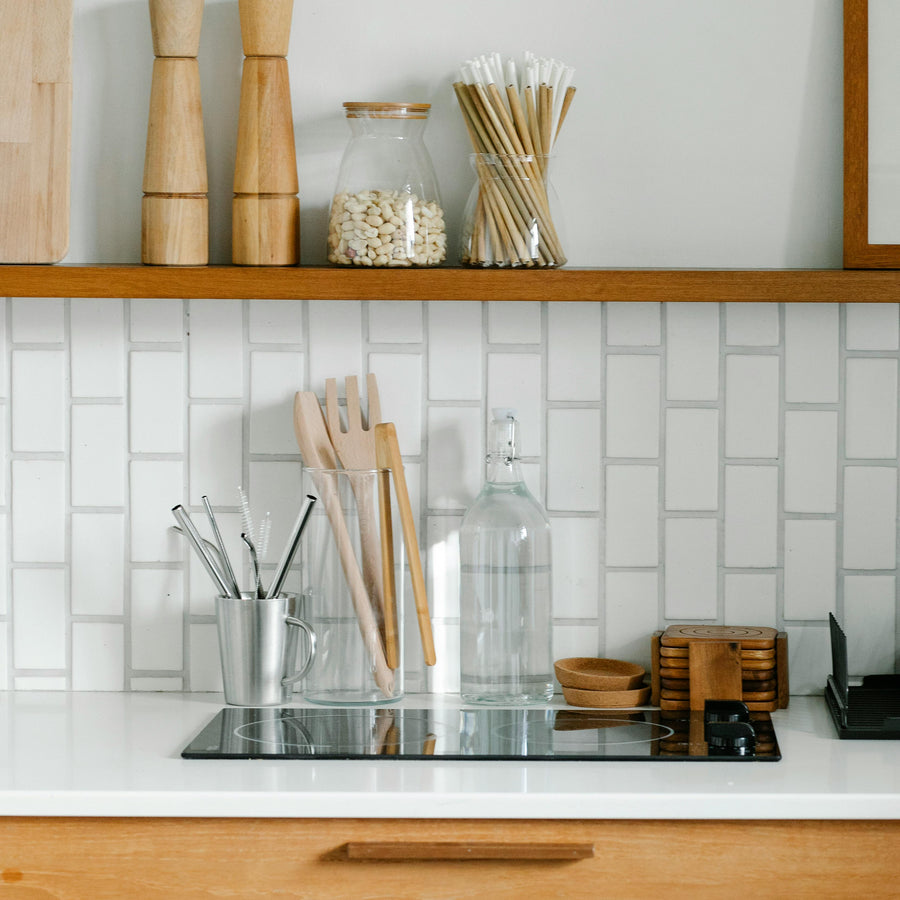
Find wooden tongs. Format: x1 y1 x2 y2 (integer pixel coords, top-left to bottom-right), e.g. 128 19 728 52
374 421 437 668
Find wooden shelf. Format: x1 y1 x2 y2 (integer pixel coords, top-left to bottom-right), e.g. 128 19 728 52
3 264 900 301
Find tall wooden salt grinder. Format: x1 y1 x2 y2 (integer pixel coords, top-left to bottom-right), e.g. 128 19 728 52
142 0 208 265
232 0 299 265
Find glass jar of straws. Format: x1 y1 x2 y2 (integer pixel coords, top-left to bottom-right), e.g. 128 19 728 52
460 152 565 268
454 52 575 268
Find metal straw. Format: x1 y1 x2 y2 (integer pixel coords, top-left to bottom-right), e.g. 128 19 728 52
201 495 241 598
171 505 234 598
242 533 262 598
266 494 317 599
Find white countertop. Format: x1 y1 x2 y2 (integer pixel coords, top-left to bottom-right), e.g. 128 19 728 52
0 691 897 820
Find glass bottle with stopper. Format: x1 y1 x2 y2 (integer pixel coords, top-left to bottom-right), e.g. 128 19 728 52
459 408 553 704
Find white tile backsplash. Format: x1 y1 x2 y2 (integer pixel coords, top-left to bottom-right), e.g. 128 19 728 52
547 408 601 511
13 569 66 670
130 298 183 342
605 465 659 566
0 516 6 615
426 406 482 510
606 302 661 347
724 573 777 627
12 460 65 563
70 299 125 398
248 351 304 453
72 623 125 691
724 465 778 568
844 358 898 459
12 350 65 452
188 623 222 692
368 300 423 345
664 517 718 619
604 571 658 669
665 303 719 400
129 461 184 563
845 303 899 351
11 298 64 343
248 299 304 344
550 517 602 619
664 408 719 510
488 302 542 344
188 299 244 399
427 301 482 400
547 302 602 400
71 512 125 616
725 302 780 346
725 354 779 458
605 354 660 458
188 405 243 507
2 299 900 695
71 405 126 507
784 303 839 402
842 467 897 570
129 351 184 453
308 301 363 395
130 568 184 672
784 520 837 620
784 410 838 513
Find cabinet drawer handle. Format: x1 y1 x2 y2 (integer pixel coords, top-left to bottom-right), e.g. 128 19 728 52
344 841 594 861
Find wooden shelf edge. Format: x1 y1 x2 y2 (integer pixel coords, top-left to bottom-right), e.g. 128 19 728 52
3 264 900 301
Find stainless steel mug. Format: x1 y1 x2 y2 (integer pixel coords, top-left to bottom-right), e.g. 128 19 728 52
215 592 316 706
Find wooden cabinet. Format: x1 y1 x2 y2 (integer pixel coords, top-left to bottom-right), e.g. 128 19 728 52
4 264 900 301
1 816 897 898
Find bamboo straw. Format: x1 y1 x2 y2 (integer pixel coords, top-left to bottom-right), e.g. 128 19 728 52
554 85 577 143
524 85 543 158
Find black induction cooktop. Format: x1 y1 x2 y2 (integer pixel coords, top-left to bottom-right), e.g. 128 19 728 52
181 701 780 762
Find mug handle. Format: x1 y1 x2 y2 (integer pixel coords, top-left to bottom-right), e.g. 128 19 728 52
282 617 317 686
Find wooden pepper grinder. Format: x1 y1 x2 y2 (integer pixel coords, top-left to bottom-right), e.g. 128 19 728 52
142 0 208 266
232 0 299 265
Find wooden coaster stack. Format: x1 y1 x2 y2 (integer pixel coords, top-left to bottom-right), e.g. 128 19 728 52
650 625 789 712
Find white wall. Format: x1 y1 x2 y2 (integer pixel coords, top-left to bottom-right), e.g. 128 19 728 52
69 0 843 267
5 1 897 697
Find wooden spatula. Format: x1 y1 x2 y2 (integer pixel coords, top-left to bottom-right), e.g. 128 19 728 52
324 375 385 636
293 391 394 696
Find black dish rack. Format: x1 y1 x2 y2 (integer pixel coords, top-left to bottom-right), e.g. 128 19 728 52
826 613 900 739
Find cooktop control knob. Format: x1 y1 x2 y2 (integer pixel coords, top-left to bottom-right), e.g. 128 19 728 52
704 699 751 724
706 721 757 757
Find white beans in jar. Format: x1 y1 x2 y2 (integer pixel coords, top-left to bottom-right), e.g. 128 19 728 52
327 189 446 267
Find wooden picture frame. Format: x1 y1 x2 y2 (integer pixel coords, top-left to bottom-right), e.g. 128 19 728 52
844 0 900 267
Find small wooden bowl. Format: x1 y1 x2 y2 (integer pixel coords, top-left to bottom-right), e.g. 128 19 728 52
554 657 646 691
561 685 651 709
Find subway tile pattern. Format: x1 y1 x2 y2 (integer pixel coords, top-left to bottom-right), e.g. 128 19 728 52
1 299 899 694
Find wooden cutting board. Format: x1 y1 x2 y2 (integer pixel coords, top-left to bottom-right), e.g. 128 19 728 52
0 0 72 263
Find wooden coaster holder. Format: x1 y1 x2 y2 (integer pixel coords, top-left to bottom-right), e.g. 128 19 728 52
650 625 789 712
